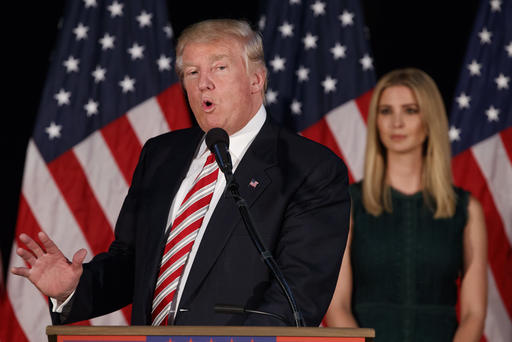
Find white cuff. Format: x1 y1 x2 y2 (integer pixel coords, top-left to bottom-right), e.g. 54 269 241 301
50 290 75 313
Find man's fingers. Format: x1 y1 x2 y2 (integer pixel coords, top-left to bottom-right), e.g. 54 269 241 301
71 249 87 269
19 233 45 258
16 247 36 266
38 231 63 256
11 266 30 278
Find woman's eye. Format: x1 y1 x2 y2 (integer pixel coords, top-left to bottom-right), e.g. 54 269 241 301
405 107 419 114
378 108 391 115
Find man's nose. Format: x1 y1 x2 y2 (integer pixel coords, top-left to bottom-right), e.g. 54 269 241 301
198 72 214 91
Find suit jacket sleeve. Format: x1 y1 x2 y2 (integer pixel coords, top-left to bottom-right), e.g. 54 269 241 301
243 140 350 326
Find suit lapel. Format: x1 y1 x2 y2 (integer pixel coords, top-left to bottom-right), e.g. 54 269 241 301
141 127 204 316
179 120 279 306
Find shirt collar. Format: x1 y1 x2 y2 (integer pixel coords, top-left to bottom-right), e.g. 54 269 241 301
197 105 267 167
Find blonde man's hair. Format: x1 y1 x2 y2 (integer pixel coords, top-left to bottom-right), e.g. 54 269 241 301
175 19 267 93
363 68 456 218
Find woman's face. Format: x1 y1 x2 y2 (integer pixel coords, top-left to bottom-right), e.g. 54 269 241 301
376 85 428 156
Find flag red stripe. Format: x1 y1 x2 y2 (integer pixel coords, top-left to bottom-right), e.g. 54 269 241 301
156 84 192 131
500 126 512 164
452 150 512 320
354 89 373 123
301 118 356 183
0 288 29 342
101 115 142 186
47 151 115 256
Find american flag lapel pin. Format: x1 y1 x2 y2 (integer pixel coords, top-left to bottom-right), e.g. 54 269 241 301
249 178 259 188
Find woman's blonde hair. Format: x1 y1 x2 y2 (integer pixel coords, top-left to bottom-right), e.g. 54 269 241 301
362 68 456 218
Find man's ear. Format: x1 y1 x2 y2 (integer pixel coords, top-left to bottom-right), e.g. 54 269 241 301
250 67 266 94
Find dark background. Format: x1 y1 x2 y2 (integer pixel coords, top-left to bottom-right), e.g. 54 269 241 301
2 0 480 278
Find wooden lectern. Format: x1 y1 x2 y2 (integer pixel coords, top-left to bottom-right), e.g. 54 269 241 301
46 326 375 342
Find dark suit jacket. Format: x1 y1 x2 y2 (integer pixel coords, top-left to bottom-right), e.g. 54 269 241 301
52 118 350 326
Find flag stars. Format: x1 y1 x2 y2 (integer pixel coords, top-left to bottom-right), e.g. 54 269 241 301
92 66 106 83
259 16 266 31
119 76 136 93
490 0 502 11
449 126 461 142
495 73 509 89
330 43 347 59
63 56 80 73
108 1 123 17
83 0 97 8
359 54 373 70
296 66 310 82
290 99 302 114
54 89 71 106
478 27 492 44
99 33 115 50
137 11 153 28
163 24 173 38
467 60 482 76
45 122 62 140
278 22 294 38
303 33 318 50
339 10 355 26
456 92 471 109
128 43 145 60
266 89 278 104
84 99 99 117
157 55 172 71
73 23 89 40
270 55 286 72
506 41 512 57
311 1 326 16
485 105 500 122
322 76 337 93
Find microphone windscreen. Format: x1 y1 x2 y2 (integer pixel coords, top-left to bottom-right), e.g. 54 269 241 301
205 128 229 151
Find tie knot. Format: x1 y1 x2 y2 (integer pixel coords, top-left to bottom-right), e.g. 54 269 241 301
205 152 216 165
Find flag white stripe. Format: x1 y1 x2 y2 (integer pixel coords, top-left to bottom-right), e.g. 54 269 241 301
73 131 129 228
21 140 92 260
127 97 170 145
7 242 50 342
471 134 512 242
16 140 127 326
325 100 367 181
484 269 512 342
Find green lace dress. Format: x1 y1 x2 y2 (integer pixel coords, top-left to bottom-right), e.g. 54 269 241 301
349 182 469 342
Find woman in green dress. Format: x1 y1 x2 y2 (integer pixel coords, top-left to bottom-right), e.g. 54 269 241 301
324 68 487 342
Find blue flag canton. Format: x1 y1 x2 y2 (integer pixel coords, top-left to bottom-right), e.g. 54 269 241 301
33 0 178 163
260 0 375 132
449 0 512 156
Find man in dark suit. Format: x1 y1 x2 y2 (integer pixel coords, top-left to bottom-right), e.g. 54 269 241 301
12 19 350 327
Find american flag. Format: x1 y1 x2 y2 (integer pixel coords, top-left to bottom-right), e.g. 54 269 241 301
0 0 190 341
449 1 511 341
260 0 375 183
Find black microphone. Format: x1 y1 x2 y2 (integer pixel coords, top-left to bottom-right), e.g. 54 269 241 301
205 127 306 327
205 128 233 179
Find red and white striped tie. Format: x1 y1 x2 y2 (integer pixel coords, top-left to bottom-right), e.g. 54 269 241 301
151 153 219 325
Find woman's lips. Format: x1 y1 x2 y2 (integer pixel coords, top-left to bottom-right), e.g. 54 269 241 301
390 134 406 141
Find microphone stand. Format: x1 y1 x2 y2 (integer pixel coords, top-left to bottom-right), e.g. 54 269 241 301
224 174 306 327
